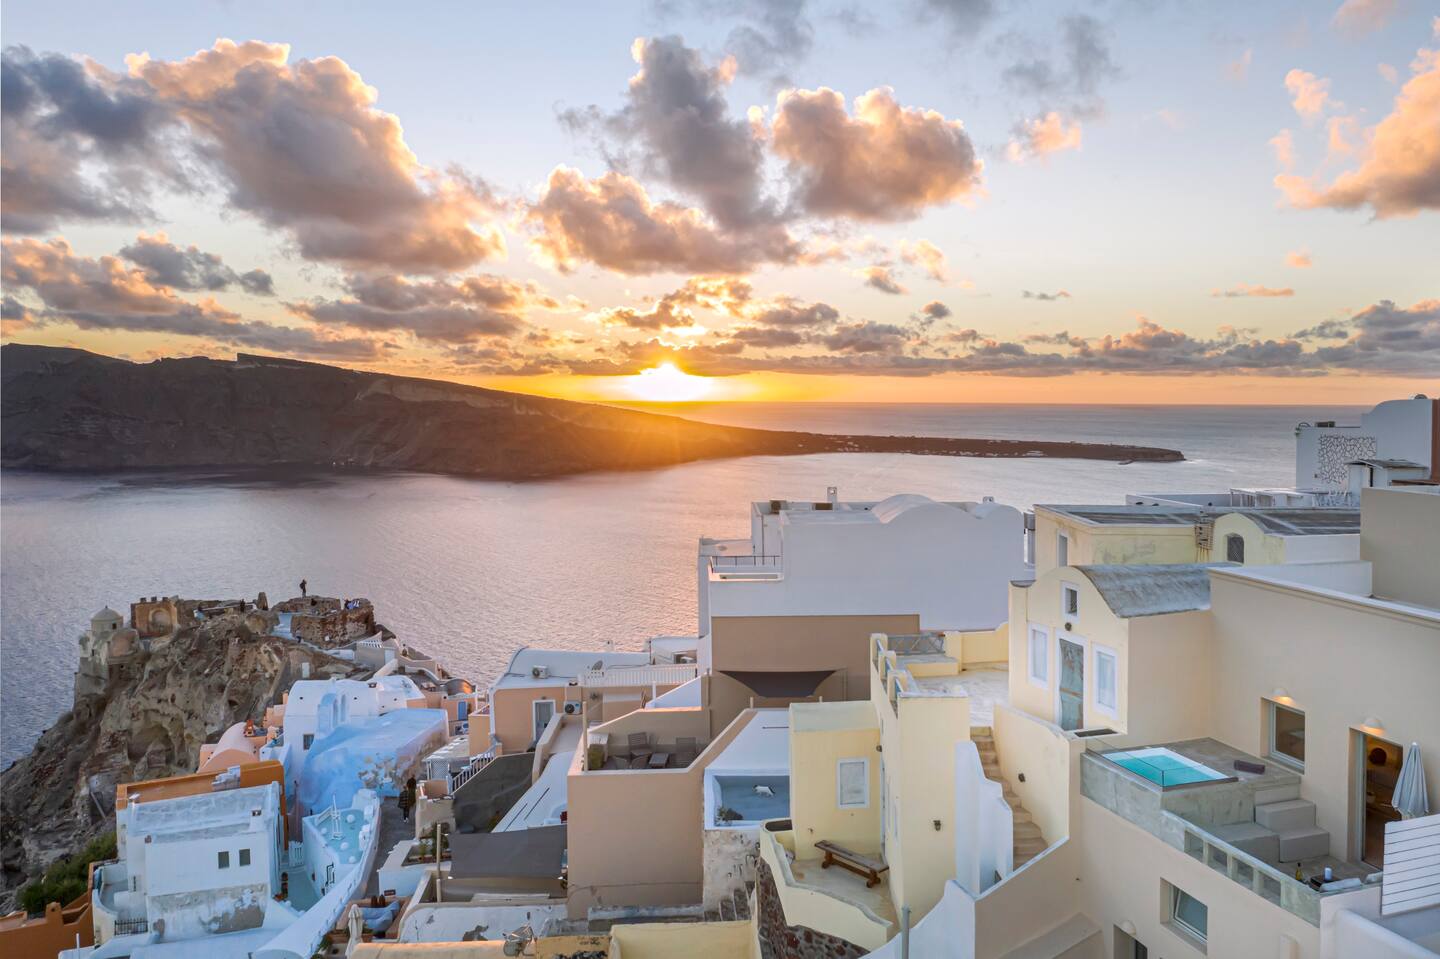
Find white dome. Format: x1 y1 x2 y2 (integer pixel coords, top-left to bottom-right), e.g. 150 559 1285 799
91 607 123 629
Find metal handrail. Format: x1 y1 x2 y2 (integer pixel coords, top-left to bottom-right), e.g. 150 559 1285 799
709 553 782 568
448 750 496 794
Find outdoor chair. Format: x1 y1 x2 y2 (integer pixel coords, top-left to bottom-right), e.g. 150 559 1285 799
627 731 653 760
674 736 697 767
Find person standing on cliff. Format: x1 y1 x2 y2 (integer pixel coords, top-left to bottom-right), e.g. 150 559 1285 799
299 578 308 598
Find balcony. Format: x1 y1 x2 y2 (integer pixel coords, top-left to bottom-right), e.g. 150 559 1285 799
758 821 896 952
1081 737 1379 926
580 662 700 689
706 544 783 581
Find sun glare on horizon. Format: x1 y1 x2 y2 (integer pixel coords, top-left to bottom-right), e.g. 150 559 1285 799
621 362 716 402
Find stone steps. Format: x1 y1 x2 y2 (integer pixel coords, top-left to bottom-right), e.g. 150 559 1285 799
973 732 1047 870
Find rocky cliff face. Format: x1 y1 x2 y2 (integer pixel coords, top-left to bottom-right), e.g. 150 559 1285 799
0 344 1183 473
0 607 365 913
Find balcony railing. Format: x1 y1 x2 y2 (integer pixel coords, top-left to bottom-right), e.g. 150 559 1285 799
113 917 149 936
448 749 496 795
709 553 781 568
581 663 699 689
1169 812 1342 925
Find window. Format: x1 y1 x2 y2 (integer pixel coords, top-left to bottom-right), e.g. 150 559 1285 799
302 733 314 750
1225 534 1245 563
217 850 230 869
239 848 251 867
1168 884 1208 946
1062 584 1079 618
837 758 870 809
1028 626 1049 687
1057 531 1069 567
1269 701 1305 768
1095 646 1118 715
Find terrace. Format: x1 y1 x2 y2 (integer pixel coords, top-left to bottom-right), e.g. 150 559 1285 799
1081 736 1378 925
872 632 1009 726
758 820 896 952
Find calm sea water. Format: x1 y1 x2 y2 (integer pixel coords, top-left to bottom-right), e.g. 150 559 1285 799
0 403 1359 765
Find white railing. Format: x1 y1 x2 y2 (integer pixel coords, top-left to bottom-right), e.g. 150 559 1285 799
448 749 496 794
581 663 699 689
1170 812 1327 925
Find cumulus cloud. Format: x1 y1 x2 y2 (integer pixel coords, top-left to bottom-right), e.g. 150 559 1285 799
122 40 505 273
1022 289 1071 301
1332 0 1398 36
1275 37 1440 218
1291 317 1351 340
1024 329 1088 347
1211 283 1295 298
899 239 949 282
820 320 912 353
771 86 982 221
1286 250 1314 268
526 166 799 274
919 300 952 321
859 264 907 294
1006 111 1083 161
717 0 816 83
1284 69 1334 119
118 233 274 295
1 236 379 358
560 37 773 230
0 45 177 233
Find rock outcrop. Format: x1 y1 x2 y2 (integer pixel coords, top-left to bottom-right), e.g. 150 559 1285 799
0 606 365 913
0 345 1183 474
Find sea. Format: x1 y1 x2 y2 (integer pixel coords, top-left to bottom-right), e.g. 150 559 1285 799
0 403 1361 766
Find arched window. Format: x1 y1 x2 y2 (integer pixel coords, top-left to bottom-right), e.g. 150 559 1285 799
1225 534 1245 563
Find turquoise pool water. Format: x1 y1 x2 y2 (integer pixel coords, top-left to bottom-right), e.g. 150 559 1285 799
1107 748 1230 787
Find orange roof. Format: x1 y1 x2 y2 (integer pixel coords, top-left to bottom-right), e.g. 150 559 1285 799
116 760 284 811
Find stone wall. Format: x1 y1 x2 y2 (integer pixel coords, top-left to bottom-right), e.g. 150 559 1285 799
755 859 867 959
452 753 535 833
281 597 376 646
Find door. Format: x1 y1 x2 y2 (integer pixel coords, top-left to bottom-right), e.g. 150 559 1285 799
533 699 555 743
1360 733 1403 868
1058 638 1085 731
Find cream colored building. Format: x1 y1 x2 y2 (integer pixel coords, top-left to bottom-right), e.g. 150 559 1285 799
1033 504 1359 577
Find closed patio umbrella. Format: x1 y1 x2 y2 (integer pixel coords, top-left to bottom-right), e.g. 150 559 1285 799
1393 742 1430 820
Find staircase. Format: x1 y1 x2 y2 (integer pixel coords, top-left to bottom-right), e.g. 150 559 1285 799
973 727 1047 868
704 881 754 923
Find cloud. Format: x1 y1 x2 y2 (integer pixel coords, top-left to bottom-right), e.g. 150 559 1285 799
118 233 274 295
1211 283 1295 298
1 236 379 358
119 40 506 273
559 37 773 230
1378 62 1398 84
1332 0 1398 36
1270 129 1297 170
526 166 800 274
919 0 998 39
859 264 907 295
1286 250 1314 268
1022 289 1071 301
1227 48 1253 82
718 0 816 83
820 320 912 353
1284 69 1333 119
1290 317 1351 340
919 300 952 321
899 239 949 282
1024 329 1088 347
0 45 177 233
998 15 1120 120
1006 111 1083 161
289 271 557 345
1275 38 1440 218
730 325 807 347
770 86 982 220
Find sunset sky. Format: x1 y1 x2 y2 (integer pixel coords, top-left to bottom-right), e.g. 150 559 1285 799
2 1 1437 404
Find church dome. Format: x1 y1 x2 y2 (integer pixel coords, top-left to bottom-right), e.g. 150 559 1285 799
91 607 123 632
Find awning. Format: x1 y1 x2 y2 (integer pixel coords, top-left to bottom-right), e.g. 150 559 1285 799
448 824 567 879
721 669 835 699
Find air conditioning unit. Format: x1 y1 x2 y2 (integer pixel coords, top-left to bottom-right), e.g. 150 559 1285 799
563 702 581 715
531 666 549 679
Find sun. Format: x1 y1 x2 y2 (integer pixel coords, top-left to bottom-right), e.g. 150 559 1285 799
622 362 715 402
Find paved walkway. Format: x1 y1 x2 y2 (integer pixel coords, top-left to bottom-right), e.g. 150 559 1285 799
365 796 416 896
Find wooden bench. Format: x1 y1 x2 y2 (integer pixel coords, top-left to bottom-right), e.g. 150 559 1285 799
815 840 889 887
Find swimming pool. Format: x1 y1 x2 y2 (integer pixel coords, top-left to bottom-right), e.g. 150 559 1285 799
1103 747 1234 788
710 774 790 826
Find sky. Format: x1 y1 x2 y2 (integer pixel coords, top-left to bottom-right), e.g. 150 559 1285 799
2 0 1437 404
